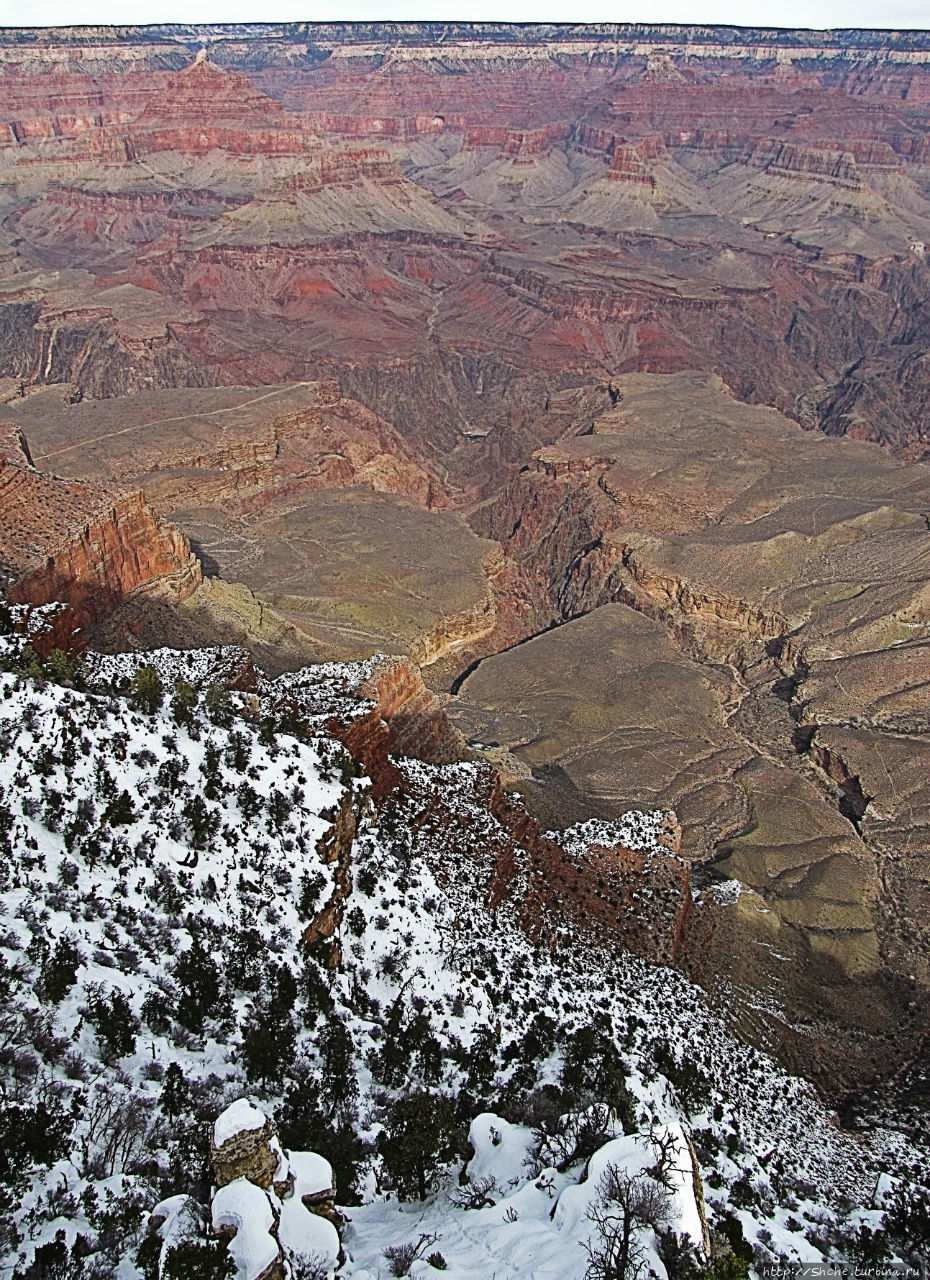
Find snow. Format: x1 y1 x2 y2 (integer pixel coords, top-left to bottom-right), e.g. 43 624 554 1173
0 646 926 1279
556 1126 705 1250
339 1123 705 1279
264 654 385 725
152 1195 202 1251
706 878 747 906
277 1184 340 1265
212 1178 280 1280
214 1098 269 1149
86 644 249 687
552 811 671 856
151 1194 191 1224
0 657 353 1276
270 1135 290 1184
289 1149 335 1198
467 1113 534 1191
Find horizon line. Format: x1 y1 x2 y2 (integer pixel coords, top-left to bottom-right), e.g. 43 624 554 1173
2 18 930 35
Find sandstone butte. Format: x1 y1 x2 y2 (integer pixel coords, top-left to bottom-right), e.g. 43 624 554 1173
1 21 930 1095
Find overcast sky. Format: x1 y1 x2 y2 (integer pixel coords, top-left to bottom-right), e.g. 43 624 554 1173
3 0 930 31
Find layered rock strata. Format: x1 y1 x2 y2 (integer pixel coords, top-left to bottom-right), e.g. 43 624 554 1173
1 21 929 1095
3 30 930 453
458 371 930 1087
0 422 200 638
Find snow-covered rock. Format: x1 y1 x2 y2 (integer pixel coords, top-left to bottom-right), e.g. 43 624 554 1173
212 1099 283 1193
213 1178 281 1280
215 1099 271 1150
208 1100 339 1278
278 1150 340 1266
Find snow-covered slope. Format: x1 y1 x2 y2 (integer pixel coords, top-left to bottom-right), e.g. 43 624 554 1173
0 640 926 1279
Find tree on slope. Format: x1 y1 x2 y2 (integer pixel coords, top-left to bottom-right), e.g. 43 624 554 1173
377 1091 464 1201
130 666 163 716
584 1165 673 1280
174 938 222 1031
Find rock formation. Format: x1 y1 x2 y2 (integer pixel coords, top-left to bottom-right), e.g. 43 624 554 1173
9 382 535 673
149 1099 340 1280
457 371 930 1085
3 24 930 454
376 756 691 967
210 1100 341 1279
0 421 200 641
211 1101 284 1192
152 646 691 967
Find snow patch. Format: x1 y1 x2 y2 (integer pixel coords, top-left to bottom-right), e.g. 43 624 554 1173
706 878 747 906
552 811 670 856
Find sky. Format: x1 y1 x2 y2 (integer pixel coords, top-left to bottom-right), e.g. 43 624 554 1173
4 0 930 32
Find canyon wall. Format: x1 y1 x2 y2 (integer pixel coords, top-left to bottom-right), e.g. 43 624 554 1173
2 26 930 459
0 424 200 638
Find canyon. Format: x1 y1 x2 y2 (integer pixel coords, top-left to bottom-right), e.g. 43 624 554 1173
0 20 929 1098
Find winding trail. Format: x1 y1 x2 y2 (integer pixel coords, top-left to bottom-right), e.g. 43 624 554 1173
32 382 321 463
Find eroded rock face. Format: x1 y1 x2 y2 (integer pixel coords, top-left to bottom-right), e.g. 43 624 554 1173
355 655 466 764
4 26 930 456
301 785 362 967
797 663 930 994
0 424 200 639
386 758 691 967
211 1102 281 1191
258 652 689 964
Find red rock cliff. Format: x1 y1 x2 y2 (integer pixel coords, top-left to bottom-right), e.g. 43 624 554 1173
0 427 201 640
397 759 691 966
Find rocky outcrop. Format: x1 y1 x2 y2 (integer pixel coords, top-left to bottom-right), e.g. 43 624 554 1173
302 786 363 966
746 140 864 189
173 391 449 516
607 136 664 185
82 53 319 160
603 540 790 661
264 651 691 963
0 422 32 467
0 431 200 642
10 185 249 262
6 489 201 627
211 1101 282 1191
272 148 404 190
354 654 466 763
267 654 466 802
475 372 930 666
209 1100 340 1280
492 779 692 963
0 292 210 401
393 758 691 966
143 1099 340 1280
